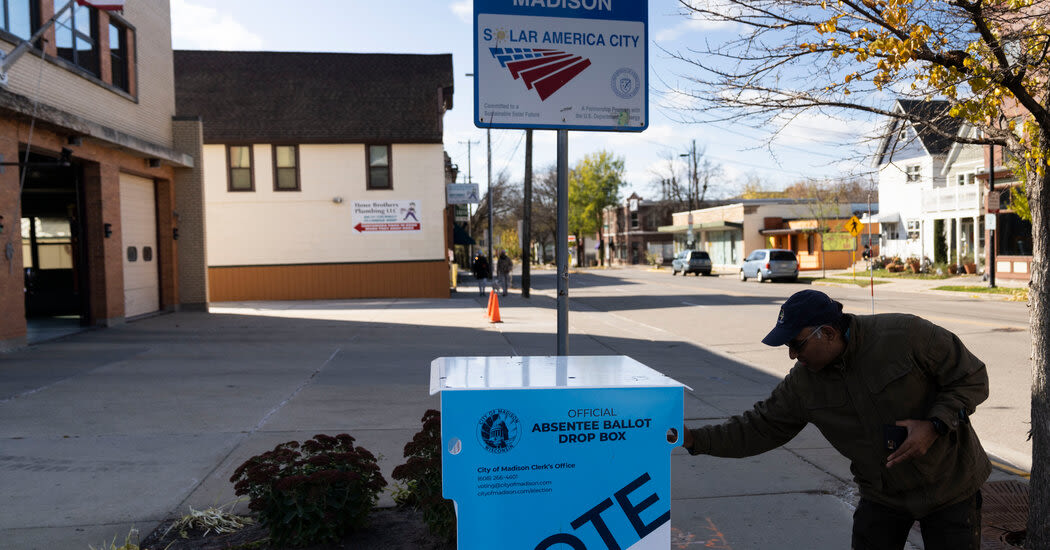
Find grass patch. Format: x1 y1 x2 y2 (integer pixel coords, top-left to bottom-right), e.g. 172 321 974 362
931 285 1029 301
868 268 954 280
801 276 890 287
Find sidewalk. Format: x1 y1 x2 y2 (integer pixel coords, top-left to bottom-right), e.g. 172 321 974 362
0 279 1028 549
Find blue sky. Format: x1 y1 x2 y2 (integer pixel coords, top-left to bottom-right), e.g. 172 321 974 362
170 0 880 199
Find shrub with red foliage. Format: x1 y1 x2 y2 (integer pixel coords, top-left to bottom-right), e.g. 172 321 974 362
392 409 456 543
230 433 387 547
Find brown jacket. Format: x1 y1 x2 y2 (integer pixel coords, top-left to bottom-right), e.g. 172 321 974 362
688 313 991 516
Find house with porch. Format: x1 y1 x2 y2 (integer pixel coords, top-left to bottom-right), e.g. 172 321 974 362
872 100 987 270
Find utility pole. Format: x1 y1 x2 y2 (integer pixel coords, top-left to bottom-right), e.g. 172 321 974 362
522 129 532 298
460 139 480 259
988 144 997 288
680 140 698 249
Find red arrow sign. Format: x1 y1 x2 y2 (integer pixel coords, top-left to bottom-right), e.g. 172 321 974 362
354 222 421 232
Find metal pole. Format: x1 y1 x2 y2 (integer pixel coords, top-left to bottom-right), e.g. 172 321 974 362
522 129 533 298
487 128 493 264
988 144 997 288
556 130 569 355
460 139 478 259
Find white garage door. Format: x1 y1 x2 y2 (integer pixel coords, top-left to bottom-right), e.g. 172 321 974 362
120 173 159 318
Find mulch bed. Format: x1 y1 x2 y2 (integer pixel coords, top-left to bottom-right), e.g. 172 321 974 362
140 507 453 550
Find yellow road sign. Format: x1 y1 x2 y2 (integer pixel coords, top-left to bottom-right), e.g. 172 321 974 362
846 216 864 237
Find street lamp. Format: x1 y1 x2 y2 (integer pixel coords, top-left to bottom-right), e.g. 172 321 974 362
680 142 698 249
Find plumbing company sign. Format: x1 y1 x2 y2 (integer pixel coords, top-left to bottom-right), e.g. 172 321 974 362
474 0 648 131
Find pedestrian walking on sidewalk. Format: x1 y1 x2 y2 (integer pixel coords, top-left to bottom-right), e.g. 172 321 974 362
678 289 990 550
496 250 513 297
472 253 491 296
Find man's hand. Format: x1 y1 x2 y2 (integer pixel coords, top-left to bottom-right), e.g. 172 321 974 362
667 425 693 450
886 419 938 468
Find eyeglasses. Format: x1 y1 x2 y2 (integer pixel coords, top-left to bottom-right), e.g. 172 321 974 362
787 325 826 353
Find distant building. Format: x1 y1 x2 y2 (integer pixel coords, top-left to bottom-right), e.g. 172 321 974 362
660 199 866 270
174 51 454 301
2 1 198 351
602 193 676 265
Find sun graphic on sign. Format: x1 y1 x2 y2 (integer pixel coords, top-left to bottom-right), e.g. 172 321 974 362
495 28 507 42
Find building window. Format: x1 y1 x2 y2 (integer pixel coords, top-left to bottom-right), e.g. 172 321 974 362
630 212 639 228
227 145 254 191
905 165 921 182
2 0 32 39
56 3 98 75
108 20 128 91
367 144 391 190
906 219 920 240
273 145 300 191
956 172 975 186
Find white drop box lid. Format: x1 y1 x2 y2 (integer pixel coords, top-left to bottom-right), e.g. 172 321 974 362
430 355 689 395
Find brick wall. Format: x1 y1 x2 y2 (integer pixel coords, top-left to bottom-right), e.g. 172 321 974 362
0 121 25 350
172 117 207 309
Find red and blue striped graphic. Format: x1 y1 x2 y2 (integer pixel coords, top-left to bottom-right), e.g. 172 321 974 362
490 47 592 101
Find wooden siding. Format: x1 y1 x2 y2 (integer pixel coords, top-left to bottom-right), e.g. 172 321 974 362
208 261 450 301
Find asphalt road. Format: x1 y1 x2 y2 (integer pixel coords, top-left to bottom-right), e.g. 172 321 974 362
523 266 1033 472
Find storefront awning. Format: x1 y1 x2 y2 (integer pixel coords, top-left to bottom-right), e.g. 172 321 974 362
759 227 822 236
861 211 898 225
657 221 743 233
453 224 475 245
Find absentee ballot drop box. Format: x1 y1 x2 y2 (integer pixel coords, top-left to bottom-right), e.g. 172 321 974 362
430 356 687 550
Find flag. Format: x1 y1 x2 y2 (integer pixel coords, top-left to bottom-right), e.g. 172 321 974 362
75 0 125 11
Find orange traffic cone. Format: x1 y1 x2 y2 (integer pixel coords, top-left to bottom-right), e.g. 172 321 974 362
489 293 502 323
486 290 496 318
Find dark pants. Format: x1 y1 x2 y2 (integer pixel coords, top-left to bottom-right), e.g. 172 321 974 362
852 491 981 550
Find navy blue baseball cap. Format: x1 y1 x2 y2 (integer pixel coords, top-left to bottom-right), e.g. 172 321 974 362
762 290 844 346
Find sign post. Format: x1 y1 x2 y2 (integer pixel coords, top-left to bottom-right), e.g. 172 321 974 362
474 0 648 355
846 216 864 280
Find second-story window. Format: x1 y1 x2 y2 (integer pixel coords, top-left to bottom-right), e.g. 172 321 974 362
227 145 254 191
2 0 32 39
108 20 127 91
905 165 921 182
367 145 391 190
56 3 98 75
273 145 299 191
630 211 639 228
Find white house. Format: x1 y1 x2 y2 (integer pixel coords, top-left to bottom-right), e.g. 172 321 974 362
174 51 454 301
872 100 983 266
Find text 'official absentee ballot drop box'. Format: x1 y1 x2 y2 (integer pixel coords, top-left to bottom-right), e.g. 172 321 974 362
430 356 686 550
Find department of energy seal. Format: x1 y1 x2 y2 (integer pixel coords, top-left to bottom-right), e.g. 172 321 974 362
477 409 521 453
610 68 640 99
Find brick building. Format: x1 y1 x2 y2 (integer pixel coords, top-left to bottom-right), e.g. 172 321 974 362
173 51 455 301
601 193 675 265
1 1 200 351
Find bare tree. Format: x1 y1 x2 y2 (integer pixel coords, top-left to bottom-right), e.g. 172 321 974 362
649 142 724 212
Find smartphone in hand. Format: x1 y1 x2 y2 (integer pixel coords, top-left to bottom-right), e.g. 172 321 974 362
884 425 908 451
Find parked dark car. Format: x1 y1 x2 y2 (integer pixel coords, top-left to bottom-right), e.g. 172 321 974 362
671 250 713 276
739 249 799 282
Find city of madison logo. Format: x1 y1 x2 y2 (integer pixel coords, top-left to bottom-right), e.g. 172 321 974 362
490 47 591 101
477 408 522 453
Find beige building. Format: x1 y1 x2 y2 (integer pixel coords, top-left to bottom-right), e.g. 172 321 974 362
1 0 201 351
174 51 454 301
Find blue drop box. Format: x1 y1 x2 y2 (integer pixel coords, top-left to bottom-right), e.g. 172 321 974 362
430 356 686 550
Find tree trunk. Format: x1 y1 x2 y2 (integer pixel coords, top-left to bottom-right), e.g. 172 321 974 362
1028 158 1050 549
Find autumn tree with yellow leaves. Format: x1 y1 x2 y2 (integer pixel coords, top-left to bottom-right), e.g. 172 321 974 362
670 0 1049 545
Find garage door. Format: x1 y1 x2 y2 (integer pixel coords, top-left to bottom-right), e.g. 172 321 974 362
120 173 159 318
